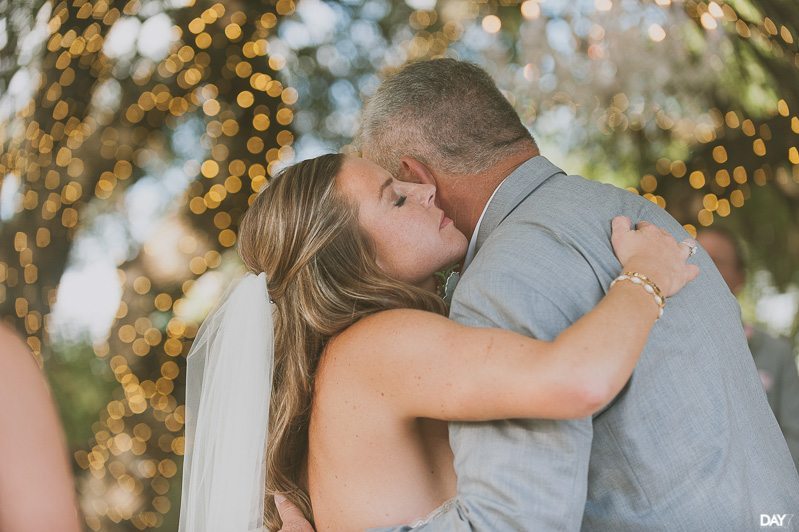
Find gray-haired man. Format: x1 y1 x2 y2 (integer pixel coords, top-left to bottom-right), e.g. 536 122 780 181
358 59 799 531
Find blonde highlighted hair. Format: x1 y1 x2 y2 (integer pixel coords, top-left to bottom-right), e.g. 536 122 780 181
238 153 447 529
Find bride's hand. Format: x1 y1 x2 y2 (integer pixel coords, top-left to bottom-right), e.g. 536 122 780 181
610 215 700 298
275 495 315 532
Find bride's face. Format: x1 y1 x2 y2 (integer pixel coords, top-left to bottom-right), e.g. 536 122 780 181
337 156 468 286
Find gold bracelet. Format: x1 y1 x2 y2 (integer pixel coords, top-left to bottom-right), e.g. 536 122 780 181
622 271 664 299
610 272 665 319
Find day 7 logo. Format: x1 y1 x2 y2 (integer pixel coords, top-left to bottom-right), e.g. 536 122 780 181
760 514 794 528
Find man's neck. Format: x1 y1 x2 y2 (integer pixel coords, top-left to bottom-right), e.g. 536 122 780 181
451 146 540 240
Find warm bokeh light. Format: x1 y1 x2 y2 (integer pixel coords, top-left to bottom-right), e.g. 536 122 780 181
481 15 501 34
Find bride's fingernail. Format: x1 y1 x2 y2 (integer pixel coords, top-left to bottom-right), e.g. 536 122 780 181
275 494 287 504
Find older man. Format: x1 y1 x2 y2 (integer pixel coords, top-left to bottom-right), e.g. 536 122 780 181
282 59 799 531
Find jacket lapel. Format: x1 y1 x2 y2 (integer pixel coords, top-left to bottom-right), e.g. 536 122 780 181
474 156 566 253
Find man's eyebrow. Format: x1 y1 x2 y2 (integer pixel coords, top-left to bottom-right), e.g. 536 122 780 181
378 177 393 200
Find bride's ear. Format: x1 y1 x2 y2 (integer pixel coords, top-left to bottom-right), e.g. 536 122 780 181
398 156 437 186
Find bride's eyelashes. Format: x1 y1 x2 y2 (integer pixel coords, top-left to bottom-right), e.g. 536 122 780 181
394 195 407 207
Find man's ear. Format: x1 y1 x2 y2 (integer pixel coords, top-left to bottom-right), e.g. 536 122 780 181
397 156 437 186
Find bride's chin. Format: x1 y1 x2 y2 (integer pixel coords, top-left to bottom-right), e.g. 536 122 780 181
454 243 468 261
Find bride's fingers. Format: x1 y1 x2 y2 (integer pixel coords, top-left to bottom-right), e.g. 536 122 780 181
636 220 653 230
685 264 700 282
611 216 631 247
612 215 631 234
275 495 314 532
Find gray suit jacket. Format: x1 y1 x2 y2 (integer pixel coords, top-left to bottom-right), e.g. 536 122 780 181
375 156 799 532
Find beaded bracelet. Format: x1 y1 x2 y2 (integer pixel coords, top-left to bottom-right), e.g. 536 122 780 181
610 271 665 319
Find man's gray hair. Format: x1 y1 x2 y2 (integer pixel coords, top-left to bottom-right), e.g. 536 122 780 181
358 59 535 176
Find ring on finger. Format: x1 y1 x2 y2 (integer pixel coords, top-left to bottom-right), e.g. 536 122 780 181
680 239 698 257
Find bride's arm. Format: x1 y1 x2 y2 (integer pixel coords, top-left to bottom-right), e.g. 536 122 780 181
334 217 699 422
0 326 81 532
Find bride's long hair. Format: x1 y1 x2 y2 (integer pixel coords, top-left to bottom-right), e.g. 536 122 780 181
238 153 448 529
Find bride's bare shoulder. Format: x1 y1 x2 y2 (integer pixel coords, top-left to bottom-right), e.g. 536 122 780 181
320 309 453 371
335 309 450 349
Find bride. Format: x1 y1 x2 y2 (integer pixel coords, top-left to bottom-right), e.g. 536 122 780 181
178 153 698 531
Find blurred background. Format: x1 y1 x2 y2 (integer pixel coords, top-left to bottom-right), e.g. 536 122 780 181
0 0 797 529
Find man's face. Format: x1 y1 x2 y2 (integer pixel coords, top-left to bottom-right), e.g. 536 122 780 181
696 231 745 294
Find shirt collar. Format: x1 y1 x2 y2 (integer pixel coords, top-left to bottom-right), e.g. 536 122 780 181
462 176 508 271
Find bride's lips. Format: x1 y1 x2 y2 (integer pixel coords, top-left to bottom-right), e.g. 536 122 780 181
439 212 452 229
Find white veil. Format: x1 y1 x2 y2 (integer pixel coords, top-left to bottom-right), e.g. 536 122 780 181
179 272 275 532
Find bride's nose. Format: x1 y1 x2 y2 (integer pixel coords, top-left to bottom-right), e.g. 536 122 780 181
406 183 436 207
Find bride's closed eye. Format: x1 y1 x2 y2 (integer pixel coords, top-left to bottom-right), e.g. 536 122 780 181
394 195 407 207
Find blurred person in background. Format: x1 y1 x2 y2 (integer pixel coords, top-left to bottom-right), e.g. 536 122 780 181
0 323 82 532
697 228 799 471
